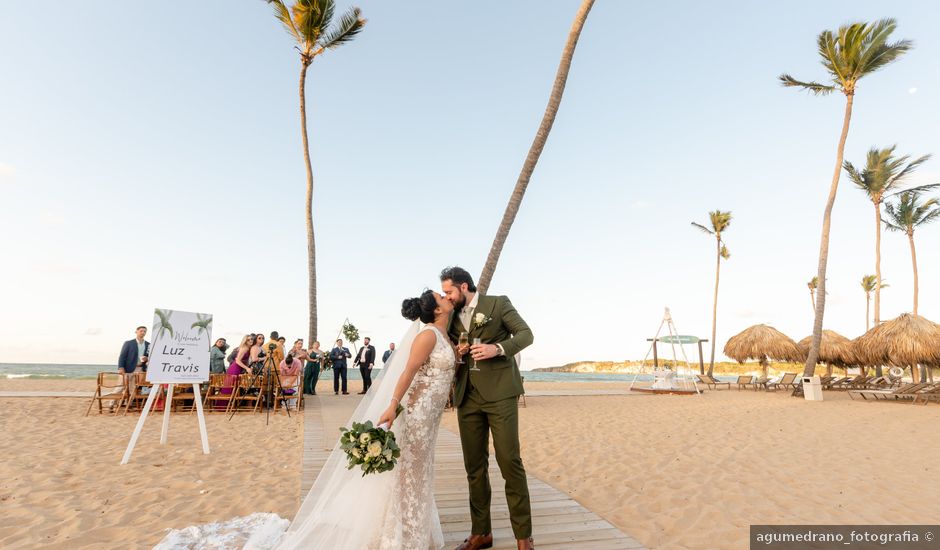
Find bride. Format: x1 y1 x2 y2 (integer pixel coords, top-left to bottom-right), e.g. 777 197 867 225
274 290 456 550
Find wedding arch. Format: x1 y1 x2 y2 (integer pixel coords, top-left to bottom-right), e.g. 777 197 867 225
627 308 704 395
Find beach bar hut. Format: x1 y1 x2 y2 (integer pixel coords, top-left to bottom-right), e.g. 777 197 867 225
724 324 802 377
849 313 940 383
796 330 851 376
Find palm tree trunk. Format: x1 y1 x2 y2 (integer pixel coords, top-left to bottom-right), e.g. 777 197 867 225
477 0 595 294
908 231 918 315
804 94 855 377
810 290 816 313
873 203 882 325
707 238 721 377
865 293 870 332
299 62 318 344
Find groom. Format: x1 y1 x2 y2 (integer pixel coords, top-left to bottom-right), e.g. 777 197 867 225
441 266 534 550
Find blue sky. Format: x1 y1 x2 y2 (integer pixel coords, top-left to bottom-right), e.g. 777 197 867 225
2 1 939 369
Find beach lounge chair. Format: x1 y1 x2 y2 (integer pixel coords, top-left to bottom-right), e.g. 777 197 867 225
735 375 754 390
748 376 771 390
765 373 798 392
843 375 872 390
696 374 730 390
847 382 929 401
85 372 128 416
911 384 940 405
824 376 850 390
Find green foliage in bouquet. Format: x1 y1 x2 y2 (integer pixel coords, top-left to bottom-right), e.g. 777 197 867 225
342 321 360 351
339 405 404 477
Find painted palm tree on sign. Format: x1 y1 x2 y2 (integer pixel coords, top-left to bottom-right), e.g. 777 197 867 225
153 309 174 343
780 18 912 376
844 146 934 326
807 276 818 313
265 0 366 343
883 192 940 315
692 210 731 378
477 0 595 295
191 314 213 343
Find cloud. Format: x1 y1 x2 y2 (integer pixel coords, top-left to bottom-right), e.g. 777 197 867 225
631 200 653 209
40 210 65 226
0 163 14 180
908 87 918 94
85 328 103 336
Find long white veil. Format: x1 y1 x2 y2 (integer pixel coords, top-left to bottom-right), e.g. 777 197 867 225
269 320 421 550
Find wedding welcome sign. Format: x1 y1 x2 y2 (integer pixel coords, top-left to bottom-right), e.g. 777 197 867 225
122 307 213 464
146 309 212 384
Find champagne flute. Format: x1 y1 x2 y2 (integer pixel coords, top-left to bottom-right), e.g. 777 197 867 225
457 332 469 365
470 338 482 371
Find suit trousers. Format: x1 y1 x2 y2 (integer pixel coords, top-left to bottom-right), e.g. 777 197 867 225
457 387 531 539
333 366 347 393
359 365 372 391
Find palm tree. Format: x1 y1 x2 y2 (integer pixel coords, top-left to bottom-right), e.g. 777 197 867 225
477 0 595 294
883 192 940 315
191 314 213 343
807 276 818 312
779 19 911 376
692 211 732 377
153 309 174 343
844 146 934 326
266 0 366 343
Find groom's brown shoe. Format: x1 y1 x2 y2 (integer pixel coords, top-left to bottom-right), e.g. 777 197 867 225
516 537 534 550
455 533 493 550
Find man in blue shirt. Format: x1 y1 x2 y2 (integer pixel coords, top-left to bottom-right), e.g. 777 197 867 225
330 339 352 395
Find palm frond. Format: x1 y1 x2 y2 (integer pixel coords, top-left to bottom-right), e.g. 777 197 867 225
154 309 174 341
720 245 730 260
191 313 213 337
292 0 334 43
691 222 714 235
319 6 365 49
265 0 302 43
778 73 837 95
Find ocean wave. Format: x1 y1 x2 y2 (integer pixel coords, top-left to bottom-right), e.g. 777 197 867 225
2 374 93 379
154 513 288 550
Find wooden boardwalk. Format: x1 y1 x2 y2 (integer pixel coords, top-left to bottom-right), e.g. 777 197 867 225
301 394 645 549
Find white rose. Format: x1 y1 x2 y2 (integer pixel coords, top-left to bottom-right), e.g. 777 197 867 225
351 448 362 460
359 433 371 445
367 441 383 458
474 313 485 325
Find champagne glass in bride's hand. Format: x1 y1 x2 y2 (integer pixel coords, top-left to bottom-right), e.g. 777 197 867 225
469 338 482 371
456 332 469 365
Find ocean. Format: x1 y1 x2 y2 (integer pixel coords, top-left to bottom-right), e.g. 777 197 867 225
0 363 736 383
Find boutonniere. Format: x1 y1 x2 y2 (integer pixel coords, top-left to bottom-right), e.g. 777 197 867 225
473 312 492 328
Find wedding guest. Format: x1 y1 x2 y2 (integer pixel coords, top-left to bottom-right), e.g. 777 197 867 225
250 333 266 372
210 338 228 374
354 337 376 394
330 339 352 395
269 331 285 365
118 326 150 390
304 341 325 395
382 342 395 364
219 335 252 410
291 339 309 363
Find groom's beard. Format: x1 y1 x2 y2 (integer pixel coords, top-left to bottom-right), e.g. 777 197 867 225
453 295 467 313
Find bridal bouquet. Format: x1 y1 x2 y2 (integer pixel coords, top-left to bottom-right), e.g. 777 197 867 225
339 406 403 476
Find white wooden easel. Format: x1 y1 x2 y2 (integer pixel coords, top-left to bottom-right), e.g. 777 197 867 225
121 382 210 464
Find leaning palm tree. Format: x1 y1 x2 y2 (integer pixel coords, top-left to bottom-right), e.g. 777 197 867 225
692 210 732 377
780 18 912 376
477 0 595 294
844 145 934 326
153 309 174 343
266 0 366 343
883 192 940 315
807 276 818 313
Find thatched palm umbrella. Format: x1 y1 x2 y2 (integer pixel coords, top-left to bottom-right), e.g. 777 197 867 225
796 330 851 376
724 324 803 377
851 313 940 383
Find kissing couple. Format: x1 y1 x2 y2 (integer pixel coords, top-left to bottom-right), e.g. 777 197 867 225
276 266 535 550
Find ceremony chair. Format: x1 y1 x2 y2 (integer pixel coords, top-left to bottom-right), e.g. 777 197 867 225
202 374 232 413
274 373 302 413
168 383 196 412
85 372 128 416
122 371 152 415
230 373 264 413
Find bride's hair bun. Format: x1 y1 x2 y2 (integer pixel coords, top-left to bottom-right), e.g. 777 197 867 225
401 290 438 323
401 298 422 321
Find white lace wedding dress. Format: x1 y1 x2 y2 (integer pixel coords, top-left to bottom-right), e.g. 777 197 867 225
275 322 455 550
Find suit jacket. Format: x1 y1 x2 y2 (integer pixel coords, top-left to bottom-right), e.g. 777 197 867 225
447 295 533 405
118 339 151 373
330 347 351 369
355 345 376 368
382 349 393 364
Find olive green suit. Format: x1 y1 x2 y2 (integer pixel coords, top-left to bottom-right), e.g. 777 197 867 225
448 294 533 539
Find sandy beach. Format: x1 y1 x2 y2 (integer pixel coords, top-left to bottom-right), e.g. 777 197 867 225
2 378 939 549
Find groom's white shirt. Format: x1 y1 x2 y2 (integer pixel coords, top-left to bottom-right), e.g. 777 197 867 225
459 293 505 356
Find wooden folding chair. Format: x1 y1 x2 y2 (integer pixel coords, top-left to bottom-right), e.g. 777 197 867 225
201 374 231 413
230 373 264 413
273 372 302 413
85 372 128 416
121 371 152 415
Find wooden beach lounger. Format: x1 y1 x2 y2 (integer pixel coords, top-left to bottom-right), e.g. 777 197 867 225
765 372 798 392
911 384 940 405
696 374 730 390
847 382 929 401
735 375 754 390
